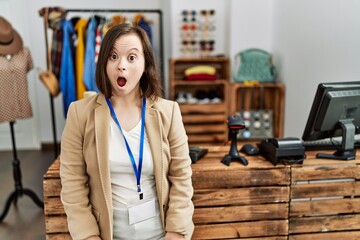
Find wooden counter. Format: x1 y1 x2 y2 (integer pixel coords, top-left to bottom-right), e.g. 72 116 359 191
43 146 360 240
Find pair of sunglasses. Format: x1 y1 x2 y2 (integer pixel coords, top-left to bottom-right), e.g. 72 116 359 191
199 22 215 31
180 46 198 53
199 40 215 51
182 10 197 16
182 40 197 45
200 9 215 16
181 23 197 31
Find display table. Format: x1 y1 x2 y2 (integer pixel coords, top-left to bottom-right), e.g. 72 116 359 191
43 146 360 240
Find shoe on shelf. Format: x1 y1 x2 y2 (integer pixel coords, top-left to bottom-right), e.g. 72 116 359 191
195 90 209 104
208 90 222 104
176 91 187 104
186 92 198 104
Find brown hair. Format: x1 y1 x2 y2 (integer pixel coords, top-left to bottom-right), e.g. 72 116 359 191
95 23 163 99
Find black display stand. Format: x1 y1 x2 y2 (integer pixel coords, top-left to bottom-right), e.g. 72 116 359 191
221 127 249 166
0 121 44 222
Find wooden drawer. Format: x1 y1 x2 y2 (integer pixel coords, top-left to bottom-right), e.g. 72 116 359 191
180 102 228 144
43 158 70 240
191 146 290 239
289 151 360 239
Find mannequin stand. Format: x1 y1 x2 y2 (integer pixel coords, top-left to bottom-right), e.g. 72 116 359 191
0 121 44 222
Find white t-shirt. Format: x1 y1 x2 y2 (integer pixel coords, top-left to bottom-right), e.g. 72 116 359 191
109 118 164 239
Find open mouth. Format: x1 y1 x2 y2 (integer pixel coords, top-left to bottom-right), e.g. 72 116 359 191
117 77 127 87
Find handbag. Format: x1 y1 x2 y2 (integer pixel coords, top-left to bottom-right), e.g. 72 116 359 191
234 48 276 82
39 70 60 96
39 7 60 97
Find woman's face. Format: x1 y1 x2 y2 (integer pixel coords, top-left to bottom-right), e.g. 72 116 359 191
106 33 145 97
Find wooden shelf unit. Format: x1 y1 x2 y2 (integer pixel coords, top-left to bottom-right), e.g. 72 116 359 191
228 82 285 139
169 57 230 145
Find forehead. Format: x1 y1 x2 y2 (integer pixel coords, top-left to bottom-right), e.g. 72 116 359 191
113 33 144 53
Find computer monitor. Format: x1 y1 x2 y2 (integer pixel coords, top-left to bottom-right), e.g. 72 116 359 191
302 81 360 160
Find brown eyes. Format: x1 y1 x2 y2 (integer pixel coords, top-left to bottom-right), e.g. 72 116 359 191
109 52 118 60
128 55 136 61
109 52 137 61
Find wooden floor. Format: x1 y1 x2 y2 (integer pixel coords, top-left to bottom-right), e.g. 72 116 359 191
0 149 56 240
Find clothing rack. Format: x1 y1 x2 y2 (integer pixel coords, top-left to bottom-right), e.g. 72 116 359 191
0 121 44 222
41 9 164 157
65 8 164 81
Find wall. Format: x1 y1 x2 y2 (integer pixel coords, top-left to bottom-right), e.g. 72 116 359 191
1 0 359 150
272 0 360 138
228 0 273 76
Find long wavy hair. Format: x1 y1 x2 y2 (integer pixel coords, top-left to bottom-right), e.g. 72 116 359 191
95 23 163 100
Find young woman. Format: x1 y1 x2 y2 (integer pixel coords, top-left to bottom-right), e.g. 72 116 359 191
60 23 194 240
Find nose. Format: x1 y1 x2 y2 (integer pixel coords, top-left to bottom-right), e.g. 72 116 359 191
117 59 126 72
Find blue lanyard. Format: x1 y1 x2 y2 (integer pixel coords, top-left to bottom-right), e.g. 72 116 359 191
106 97 146 200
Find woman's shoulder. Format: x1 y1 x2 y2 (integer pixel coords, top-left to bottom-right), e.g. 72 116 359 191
70 93 105 112
149 97 177 110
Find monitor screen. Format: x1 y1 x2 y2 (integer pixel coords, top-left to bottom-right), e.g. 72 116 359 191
302 81 360 160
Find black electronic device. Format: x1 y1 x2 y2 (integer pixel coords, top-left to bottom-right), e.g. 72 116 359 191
222 114 248 166
189 146 208 163
302 81 360 160
240 143 259 156
258 137 305 165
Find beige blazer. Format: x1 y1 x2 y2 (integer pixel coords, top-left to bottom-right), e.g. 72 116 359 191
60 93 194 240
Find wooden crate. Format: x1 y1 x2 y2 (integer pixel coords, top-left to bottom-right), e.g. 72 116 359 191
191 146 290 239
169 58 230 145
289 150 360 240
228 83 285 139
43 158 71 240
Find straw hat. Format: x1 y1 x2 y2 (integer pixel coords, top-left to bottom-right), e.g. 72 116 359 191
0 16 23 55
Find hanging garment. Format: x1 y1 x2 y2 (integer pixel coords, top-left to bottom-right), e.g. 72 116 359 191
138 17 153 45
60 20 76 118
38 7 66 79
0 47 33 123
133 14 153 45
94 23 102 64
83 17 98 92
74 18 88 99
49 12 65 80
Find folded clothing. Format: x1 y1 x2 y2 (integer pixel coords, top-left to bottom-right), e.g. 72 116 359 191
184 73 217 81
184 65 216 76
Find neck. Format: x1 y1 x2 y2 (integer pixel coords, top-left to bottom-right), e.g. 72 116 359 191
110 92 142 110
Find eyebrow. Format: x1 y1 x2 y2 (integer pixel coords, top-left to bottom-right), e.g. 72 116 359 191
111 47 141 53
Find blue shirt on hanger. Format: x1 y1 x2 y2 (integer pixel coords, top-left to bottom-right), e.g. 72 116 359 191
83 17 98 92
60 20 76 118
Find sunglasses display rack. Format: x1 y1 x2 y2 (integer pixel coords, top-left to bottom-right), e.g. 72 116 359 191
180 9 216 58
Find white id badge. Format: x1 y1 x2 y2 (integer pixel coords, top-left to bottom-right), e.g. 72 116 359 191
128 198 156 225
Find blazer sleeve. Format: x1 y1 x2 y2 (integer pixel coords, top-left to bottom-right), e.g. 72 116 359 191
60 102 100 240
165 102 195 238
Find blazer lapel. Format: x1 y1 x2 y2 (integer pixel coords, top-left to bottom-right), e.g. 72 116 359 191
145 100 164 203
94 94 112 212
